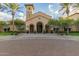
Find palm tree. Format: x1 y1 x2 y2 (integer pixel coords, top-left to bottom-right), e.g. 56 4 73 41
4 3 20 32
72 3 79 11
59 3 71 17
59 3 74 34
0 3 20 32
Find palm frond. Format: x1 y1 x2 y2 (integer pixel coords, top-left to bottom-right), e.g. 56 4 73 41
59 3 71 17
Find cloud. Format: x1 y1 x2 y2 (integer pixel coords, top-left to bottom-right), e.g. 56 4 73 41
55 10 59 14
16 12 26 21
48 4 54 18
0 12 26 21
48 4 53 12
0 12 12 21
18 12 24 17
48 4 60 19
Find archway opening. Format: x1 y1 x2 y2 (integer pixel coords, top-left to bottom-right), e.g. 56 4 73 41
37 22 43 33
30 24 34 33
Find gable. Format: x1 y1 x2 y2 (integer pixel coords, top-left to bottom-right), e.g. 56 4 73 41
26 12 52 22
26 15 50 26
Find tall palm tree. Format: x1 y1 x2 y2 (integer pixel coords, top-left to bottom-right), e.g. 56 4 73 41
4 3 20 32
72 3 79 11
59 3 74 34
59 3 71 17
0 3 20 32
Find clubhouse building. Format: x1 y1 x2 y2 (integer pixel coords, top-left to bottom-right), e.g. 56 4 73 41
25 4 52 33
1 4 79 33
25 4 79 33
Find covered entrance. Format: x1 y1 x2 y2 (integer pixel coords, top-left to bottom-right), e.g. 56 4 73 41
37 22 43 33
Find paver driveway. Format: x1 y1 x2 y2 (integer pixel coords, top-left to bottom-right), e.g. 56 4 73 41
0 33 79 56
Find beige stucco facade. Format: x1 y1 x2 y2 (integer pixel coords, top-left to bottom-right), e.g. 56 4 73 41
68 13 79 20
68 13 79 31
25 4 52 33
26 12 51 32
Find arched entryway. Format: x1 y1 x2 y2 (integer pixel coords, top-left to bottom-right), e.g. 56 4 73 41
30 24 34 33
37 22 43 33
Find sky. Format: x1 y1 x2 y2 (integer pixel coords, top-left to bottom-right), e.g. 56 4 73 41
34 3 61 18
0 3 77 21
15 3 62 20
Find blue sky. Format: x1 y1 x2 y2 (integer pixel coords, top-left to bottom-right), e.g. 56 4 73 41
15 3 62 20
0 3 63 21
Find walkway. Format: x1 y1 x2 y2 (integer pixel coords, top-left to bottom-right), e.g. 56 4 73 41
0 33 79 41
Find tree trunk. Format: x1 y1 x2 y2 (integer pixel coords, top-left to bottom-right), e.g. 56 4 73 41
12 12 15 32
66 7 69 35
66 7 69 17
67 28 69 35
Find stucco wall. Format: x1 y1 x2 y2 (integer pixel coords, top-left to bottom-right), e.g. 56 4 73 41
26 16 50 31
69 14 79 20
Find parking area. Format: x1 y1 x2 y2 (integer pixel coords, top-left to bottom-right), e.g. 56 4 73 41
0 33 79 55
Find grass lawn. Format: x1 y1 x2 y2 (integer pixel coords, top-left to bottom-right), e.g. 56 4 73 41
68 32 79 36
58 31 79 36
0 32 79 36
0 32 17 36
